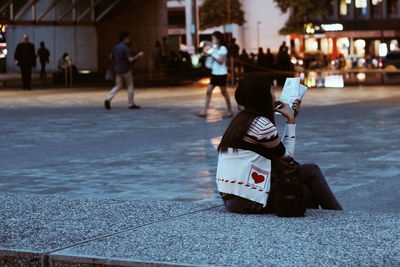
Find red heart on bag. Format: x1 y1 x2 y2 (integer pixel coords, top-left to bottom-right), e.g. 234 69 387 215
251 172 265 184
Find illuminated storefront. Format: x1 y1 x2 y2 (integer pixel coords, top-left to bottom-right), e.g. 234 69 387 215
290 0 400 65
0 24 7 73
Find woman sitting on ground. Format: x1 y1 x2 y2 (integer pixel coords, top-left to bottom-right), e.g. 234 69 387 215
216 75 343 213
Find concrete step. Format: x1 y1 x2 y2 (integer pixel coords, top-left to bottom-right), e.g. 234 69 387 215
0 72 112 89
0 73 49 88
1 192 399 266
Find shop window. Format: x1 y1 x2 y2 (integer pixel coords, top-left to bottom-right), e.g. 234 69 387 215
337 37 350 57
379 43 388 57
168 9 186 28
371 0 383 18
355 0 368 17
390 40 399 51
0 24 6 42
0 24 6 59
354 39 366 57
372 40 381 57
321 38 333 54
305 38 319 52
293 38 302 54
387 0 399 17
339 0 352 16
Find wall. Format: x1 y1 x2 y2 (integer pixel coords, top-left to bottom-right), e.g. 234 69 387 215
6 25 98 73
6 0 170 74
97 0 168 73
6 0 96 73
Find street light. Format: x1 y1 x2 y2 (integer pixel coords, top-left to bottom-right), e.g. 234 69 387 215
257 21 261 48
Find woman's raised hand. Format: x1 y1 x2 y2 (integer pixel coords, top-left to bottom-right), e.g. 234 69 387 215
292 99 302 118
274 101 295 124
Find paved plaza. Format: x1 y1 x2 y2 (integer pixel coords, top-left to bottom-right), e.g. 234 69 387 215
1 84 400 211
1 84 400 266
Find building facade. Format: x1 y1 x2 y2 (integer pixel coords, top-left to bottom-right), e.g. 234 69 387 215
3 0 168 73
293 0 400 59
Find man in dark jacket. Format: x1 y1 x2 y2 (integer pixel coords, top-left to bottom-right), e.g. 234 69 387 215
14 34 36 90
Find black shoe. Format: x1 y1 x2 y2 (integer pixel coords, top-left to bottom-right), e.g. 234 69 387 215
129 104 141 109
223 113 234 118
104 100 111 110
196 113 207 118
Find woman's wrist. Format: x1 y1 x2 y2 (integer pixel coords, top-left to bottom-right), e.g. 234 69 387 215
286 117 296 124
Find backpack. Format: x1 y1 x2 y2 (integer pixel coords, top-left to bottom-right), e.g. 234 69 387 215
270 157 307 217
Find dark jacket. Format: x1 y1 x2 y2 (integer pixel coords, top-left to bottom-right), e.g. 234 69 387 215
37 47 50 64
14 42 36 68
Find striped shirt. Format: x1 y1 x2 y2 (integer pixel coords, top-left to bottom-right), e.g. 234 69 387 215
243 117 296 158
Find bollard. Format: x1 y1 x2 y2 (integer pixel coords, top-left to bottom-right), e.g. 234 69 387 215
64 65 73 87
64 66 68 87
69 65 73 87
230 56 235 86
149 59 153 80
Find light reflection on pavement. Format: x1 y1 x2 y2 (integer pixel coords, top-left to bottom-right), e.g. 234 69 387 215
0 85 400 210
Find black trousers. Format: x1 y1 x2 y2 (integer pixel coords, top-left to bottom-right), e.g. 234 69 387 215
222 163 343 214
40 61 47 79
20 65 33 90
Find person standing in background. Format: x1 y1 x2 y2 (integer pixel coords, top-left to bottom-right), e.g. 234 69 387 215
37 42 50 80
276 46 293 86
228 38 240 60
228 38 240 83
257 47 267 68
14 34 36 90
57 53 71 71
104 31 144 110
249 53 257 73
265 48 275 69
198 31 233 118
264 48 275 79
238 49 249 73
152 41 163 78
161 36 170 72
279 41 288 53
161 37 170 59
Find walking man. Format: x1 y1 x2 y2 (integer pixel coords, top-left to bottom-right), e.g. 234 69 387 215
14 34 36 90
104 31 143 110
37 41 50 79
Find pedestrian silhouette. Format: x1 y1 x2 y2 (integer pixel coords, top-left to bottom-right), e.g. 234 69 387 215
14 34 36 90
37 41 50 80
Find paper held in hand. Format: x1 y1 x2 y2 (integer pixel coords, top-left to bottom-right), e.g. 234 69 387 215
279 77 308 107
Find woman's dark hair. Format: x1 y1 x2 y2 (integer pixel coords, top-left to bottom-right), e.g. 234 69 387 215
218 75 275 153
212 31 225 47
119 31 130 42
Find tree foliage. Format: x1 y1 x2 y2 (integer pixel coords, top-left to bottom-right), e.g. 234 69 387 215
200 0 245 30
273 0 332 34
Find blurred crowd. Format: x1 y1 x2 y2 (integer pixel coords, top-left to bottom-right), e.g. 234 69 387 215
151 37 195 78
150 36 400 84
151 37 295 85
